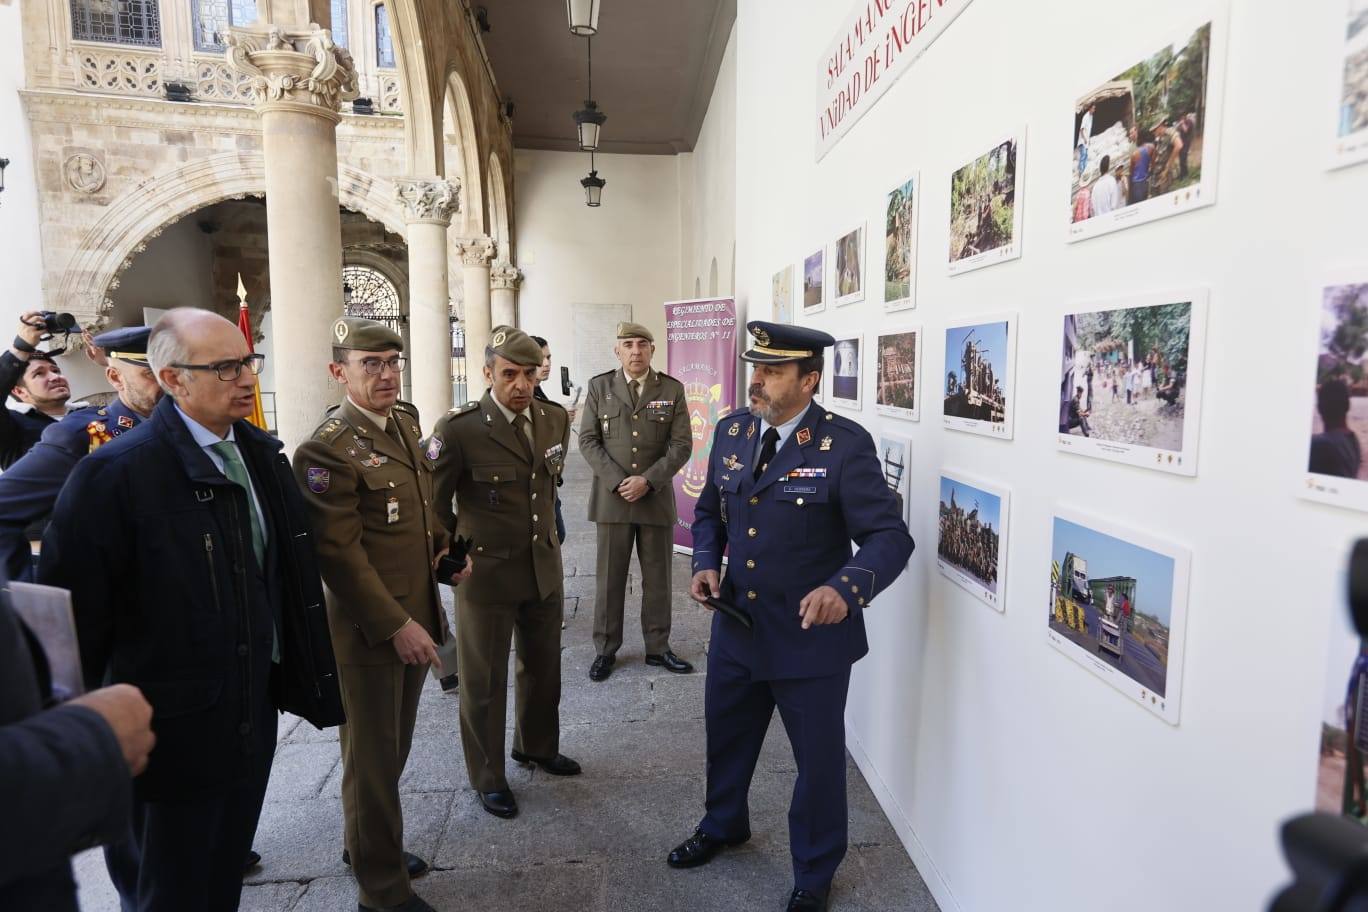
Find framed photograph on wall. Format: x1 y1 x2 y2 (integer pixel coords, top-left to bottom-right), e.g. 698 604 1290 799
1057 289 1208 476
1302 279 1368 512
772 264 795 324
942 314 1016 439
1332 0 1368 169
877 433 912 527
833 224 866 306
874 326 922 421
937 470 1010 612
1066 5 1229 242
1046 508 1192 726
830 334 862 409
884 175 918 312
947 129 1025 276
802 248 827 315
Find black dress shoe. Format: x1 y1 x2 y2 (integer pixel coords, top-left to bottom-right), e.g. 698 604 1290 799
786 887 830 912
478 789 519 818
666 827 750 869
645 650 694 674
438 673 458 694
589 654 615 681
243 850 261 874
510 750 582 776
358 894 437 912
342 849 429 878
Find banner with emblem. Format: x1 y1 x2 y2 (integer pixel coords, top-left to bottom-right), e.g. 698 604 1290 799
664 297 738 552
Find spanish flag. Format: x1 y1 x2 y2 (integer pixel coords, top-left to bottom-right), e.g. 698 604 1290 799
236 278 268 431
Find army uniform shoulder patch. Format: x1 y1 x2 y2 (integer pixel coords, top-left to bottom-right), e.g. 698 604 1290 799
446 401 481 419
590 369 616 381
305 466 331 493
393 399 421 423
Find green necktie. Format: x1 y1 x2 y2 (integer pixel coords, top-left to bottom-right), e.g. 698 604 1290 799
211 440 266 569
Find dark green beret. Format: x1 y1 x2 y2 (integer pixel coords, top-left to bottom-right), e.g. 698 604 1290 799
332 317 403 352
487 325 544 367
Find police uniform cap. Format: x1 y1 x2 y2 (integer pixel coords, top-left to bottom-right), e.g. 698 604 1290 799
487 325 545 367
92 325 152 366
740 321 835 364
615 321 654 343
332 317 404 352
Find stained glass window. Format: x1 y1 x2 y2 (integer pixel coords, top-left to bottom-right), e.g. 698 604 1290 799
191 0 257 52
330 0 348 48
374 2 394 68
71 0 161 47
342 266 403 330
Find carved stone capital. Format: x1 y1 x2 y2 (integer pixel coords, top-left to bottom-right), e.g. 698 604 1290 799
395 177 460 226
489 260 523 291
457 237 496 268
224 23 358 120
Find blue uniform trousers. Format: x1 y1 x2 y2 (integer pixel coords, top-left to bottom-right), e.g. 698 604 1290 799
700 625 852 892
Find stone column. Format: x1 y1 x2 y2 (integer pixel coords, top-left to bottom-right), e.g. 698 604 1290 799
489 260 522 328
225 23 357 451
395 178 460 429
456 237 496 387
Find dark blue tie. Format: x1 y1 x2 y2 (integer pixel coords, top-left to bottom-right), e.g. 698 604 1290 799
754 428 779 481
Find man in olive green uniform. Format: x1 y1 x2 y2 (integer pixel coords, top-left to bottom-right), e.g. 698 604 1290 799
429 325 581 821
578 322 694 682
294 318 469 912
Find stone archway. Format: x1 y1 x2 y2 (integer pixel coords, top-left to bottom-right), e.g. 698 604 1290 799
55 151 405 330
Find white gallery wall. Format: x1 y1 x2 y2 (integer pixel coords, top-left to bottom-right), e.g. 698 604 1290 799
735 1 1368 911
678 25 737 302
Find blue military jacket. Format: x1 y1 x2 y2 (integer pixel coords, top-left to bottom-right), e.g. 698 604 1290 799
691 400 914 680
0 399 146 580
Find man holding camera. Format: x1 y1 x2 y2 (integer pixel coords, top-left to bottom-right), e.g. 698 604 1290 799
293 317 470 912
0 311 77 469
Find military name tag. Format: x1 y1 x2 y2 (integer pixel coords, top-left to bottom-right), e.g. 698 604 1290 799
783 485 818 494
387 496 399 524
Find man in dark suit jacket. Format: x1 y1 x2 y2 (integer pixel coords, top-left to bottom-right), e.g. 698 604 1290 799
0 588 155 912
39 308 344 912
0 310 78 469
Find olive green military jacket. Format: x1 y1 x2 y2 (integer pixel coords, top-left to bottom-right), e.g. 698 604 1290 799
429 391 569 604
293 399 451 666
577 367 691 526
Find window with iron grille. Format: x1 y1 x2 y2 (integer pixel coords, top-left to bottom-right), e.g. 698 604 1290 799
71 0 162 47
191 0 257 51
342 266 404 332
374 2 394 68
330 0 348 48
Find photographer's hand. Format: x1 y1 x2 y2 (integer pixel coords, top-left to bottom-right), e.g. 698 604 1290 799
13 311 46 360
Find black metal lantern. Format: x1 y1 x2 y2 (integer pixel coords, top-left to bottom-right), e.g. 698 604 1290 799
566 0 599 36
574 36 607 151
580 160 605 208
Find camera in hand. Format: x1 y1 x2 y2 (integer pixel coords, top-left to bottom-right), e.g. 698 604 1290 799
1271 538 1368 912
39 311 78 334
436 535 474 586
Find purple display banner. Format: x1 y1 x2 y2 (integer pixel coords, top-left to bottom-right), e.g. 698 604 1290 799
665 298 738 552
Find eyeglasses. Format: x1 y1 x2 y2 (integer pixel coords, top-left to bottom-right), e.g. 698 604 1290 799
354 356 407 376
171 353 266 381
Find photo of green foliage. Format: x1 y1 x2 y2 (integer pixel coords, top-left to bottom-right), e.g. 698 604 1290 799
948 140 1017 263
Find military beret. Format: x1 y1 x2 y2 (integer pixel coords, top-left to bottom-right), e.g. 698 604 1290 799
740 320 835 364
332 317 403 352
615 321 654 343
92 325 151 365
487 325 544 367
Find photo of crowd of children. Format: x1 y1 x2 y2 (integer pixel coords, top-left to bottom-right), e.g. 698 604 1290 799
1069 19 1220 240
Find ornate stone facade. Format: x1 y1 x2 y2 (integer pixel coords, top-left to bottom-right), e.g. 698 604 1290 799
394 177 461 226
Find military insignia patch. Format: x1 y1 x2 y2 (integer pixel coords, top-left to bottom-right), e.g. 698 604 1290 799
426 435 444 460
722 454 744 471
86 421 112 453
819 436 833 451
727 423 740 437
796 428 812 446
333 320 349 343
753 326 771 346
492 329 507 347
117 414 135 429
362 454 388 467
746 422 756 440
306 467 331 493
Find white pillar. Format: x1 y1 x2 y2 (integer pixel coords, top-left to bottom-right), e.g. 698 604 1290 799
395 178 460 430
489 259 522 328
225 25 357 452
456 237 495 391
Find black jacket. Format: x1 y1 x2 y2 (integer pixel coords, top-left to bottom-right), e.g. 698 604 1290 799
0 591 130 912
38 396 343 800
0 350 60 469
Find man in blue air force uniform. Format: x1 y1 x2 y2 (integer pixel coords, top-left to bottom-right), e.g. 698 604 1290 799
666 322 914 912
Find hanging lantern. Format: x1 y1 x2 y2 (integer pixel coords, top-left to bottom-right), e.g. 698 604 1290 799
574 100 607 152
566 0 599 36
581 168 605 208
